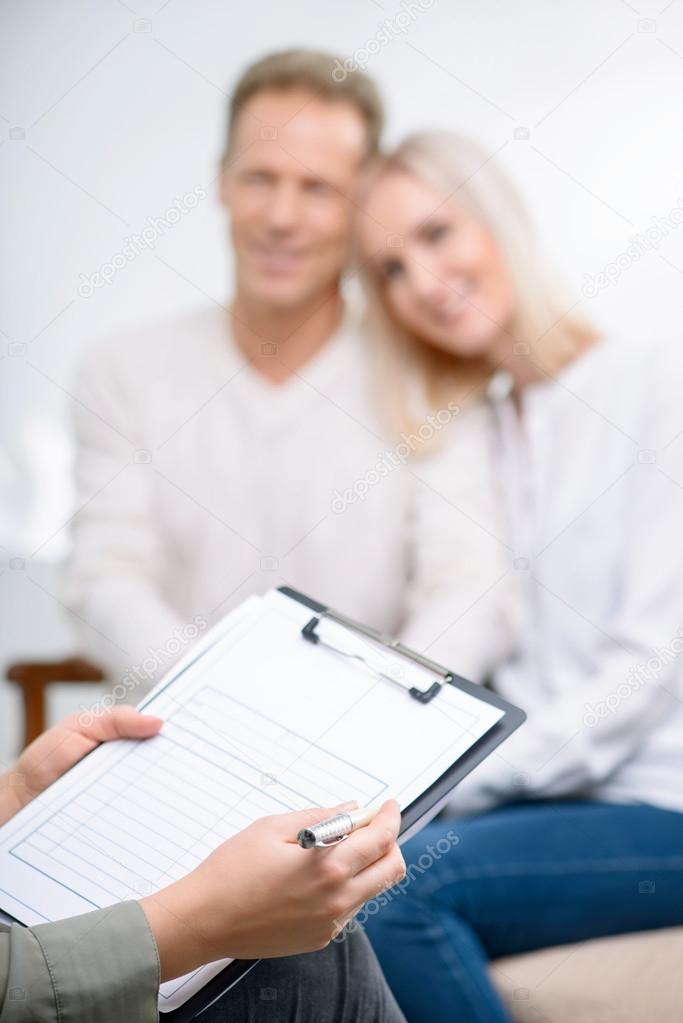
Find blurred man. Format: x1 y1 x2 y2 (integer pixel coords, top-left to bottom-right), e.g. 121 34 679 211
64 50 416 690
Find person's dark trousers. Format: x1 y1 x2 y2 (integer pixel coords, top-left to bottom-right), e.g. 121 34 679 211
363 800 683 1023
197 924 406 1022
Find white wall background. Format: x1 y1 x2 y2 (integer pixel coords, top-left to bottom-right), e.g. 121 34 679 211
3 0 683 762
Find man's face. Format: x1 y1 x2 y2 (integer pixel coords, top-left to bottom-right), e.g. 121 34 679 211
220 89 367 312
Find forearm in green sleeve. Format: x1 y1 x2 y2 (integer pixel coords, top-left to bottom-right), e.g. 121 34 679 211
0 901 159 1023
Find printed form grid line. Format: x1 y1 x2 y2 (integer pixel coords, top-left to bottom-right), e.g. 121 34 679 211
8 688 389 907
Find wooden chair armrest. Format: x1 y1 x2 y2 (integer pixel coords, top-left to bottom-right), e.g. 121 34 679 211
6 657 106 748
7 657 105 685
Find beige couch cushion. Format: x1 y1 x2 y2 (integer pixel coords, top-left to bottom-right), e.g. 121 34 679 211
490 928 683 1023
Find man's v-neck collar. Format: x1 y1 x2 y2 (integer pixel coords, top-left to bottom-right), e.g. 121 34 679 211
218 302 359 423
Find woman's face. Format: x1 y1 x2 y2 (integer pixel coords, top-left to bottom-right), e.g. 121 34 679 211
359 170 516 361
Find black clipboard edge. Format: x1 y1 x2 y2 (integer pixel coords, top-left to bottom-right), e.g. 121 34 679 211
277 586 328 613
171 959 259 1021
160 585 524 1019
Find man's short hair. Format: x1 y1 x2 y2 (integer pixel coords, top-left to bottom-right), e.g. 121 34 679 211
224 49 384 161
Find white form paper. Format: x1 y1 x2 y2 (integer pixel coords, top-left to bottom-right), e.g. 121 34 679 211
0 589 504 1012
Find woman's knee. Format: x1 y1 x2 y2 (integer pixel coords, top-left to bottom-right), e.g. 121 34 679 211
385 822 465 901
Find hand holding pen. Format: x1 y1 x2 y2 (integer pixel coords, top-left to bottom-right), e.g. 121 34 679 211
141 799 405 978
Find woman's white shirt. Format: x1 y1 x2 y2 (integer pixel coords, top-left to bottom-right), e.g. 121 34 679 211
430 340 683 816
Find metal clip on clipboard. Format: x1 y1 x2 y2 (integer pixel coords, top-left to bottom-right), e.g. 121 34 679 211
301 610 453 704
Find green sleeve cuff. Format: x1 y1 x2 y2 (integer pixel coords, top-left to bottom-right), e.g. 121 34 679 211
0 922 55 1023
1 902 160 1023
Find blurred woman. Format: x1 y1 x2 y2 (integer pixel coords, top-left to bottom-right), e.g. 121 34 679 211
355 132 683 1023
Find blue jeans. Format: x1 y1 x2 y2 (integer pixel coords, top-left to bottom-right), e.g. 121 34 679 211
363 800 683 1023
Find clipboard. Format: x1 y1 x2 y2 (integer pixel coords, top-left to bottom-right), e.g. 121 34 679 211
160 587 525 1021
0 586 525 1022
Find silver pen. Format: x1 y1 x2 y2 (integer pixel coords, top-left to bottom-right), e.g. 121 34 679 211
297 806 379 849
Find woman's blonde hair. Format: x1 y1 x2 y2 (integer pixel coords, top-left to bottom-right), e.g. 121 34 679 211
356 131 598 437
